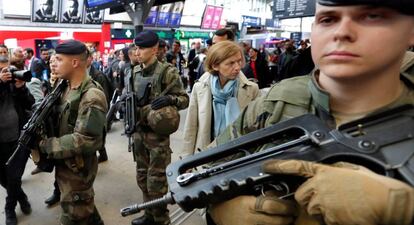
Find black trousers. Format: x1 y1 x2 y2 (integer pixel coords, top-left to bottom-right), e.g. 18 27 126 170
0 141 29 210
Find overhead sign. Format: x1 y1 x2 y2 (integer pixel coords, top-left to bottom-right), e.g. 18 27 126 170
85 0 140 12
265 18 281 28
180 0 205 27
111 29 135 40
169 1 184 28
111 29 175 40
174 30 213 40
273 0 316 19
144 6 159 26
201 5 223 29
242 15 261 27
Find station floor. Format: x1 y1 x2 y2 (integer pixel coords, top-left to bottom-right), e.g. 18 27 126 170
0 109 206 225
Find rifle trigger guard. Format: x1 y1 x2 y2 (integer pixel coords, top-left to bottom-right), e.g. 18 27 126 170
260 182 290 197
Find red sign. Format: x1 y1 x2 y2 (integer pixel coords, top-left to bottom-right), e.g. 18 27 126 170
201 5 223 29
211 7 223 29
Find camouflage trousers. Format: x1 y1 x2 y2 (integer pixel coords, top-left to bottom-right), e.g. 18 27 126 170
133 127 171 224
55 155 104 225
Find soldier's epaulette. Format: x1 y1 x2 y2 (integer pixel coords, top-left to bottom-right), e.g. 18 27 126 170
89 79 104 91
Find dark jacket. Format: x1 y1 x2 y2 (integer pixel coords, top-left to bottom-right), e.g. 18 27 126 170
188 49 197 64
30 58 50 81
286 47 315 79
166 51 185 76
242 58 270 89
0 82 35 142
89 66 113 105
277 50 297 80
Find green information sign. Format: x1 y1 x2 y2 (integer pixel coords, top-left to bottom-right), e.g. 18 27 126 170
111 29 175 40
174 30 214 40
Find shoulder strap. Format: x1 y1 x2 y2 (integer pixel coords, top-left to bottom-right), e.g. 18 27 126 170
153 62 175 96
68 78 99 126
263 76 313 121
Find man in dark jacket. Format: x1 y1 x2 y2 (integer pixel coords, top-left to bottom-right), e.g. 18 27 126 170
187 42 201 91
166 41 186 89
30 47 50 82
0 56 35 225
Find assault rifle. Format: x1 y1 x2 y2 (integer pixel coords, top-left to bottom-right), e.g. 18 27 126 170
124 83 136 153
6 80 68 173
123 73 152 153
121 104 414 216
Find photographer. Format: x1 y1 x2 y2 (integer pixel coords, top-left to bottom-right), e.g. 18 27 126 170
0 56 34 225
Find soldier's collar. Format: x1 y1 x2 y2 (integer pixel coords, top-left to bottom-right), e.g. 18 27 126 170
142 59 158 74
308 70 331 113
308 70 413 114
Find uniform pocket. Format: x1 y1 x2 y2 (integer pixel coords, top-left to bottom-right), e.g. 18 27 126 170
61 189 95 221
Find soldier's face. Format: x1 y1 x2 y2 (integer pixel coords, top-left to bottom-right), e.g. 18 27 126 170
54 54 74 79
311 4 414 81
157 47 166 61
135 46 157 64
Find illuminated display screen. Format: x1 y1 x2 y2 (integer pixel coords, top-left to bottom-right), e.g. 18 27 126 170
85 0 140 12
87 0 114 8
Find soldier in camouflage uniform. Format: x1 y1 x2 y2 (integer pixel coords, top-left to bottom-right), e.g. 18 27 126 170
207 1 414 225
38 40 107 225
130 31 189 225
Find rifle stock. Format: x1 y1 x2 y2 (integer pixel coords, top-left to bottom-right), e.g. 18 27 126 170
121 104 414 216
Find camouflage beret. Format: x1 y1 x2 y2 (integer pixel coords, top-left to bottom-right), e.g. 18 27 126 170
318 0 414 15
55 40 87 55
134 31 159 48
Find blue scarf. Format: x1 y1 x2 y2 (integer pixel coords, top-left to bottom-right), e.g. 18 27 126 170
210 75 240 138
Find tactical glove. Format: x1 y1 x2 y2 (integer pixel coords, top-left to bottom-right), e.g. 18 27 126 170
210 193 297 225
263 160 414 225
151 95 174 110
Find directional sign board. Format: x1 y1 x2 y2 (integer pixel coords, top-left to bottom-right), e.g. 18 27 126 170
273 0 316 19
85 0 140 12
242 15 261 27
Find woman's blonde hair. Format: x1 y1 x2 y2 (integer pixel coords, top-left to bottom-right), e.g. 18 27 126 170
204 40 245 75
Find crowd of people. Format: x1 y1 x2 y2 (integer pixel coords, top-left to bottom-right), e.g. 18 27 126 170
1 0 414 225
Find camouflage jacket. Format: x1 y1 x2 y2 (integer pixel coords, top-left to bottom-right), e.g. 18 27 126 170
132 59 189 123
40 75 108 159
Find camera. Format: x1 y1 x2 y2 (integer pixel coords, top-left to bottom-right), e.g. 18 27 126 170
8 66 32 82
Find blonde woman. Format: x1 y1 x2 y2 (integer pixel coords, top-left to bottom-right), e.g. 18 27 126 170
182 41 259 158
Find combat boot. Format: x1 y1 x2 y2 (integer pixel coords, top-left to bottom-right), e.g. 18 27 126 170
131 214 154 225
5 209 17 225
98 148 108 163
45 192 60 206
